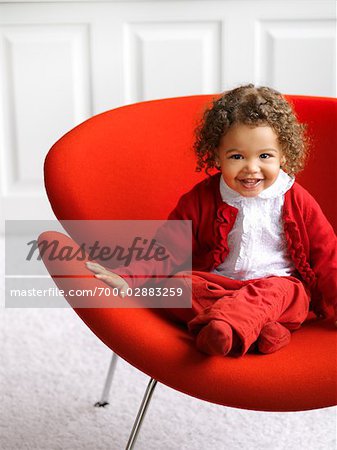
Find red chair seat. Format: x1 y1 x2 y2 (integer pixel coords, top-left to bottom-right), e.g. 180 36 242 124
39 230 336 412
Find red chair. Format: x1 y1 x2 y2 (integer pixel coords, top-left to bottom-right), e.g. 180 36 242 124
39 95 337 449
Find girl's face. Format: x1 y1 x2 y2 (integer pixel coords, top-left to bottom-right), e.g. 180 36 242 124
216 124 285 197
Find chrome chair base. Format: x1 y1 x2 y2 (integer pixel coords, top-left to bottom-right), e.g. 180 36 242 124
95 352 158 449
125 378 158 450
94 352 119 407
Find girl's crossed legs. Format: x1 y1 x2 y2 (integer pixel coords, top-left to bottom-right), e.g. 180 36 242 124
165 271 310 356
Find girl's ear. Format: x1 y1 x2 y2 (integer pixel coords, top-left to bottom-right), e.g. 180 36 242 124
280 155 286 167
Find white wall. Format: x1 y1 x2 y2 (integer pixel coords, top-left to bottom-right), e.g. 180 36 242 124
0 0 335 225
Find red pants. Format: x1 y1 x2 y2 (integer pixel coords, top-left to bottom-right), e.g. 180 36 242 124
165 271 310 355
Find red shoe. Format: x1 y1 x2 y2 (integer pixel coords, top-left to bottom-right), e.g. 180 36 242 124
195 320 233 356
257 322 291 354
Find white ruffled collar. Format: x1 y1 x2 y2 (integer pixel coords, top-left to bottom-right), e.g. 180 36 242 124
219 169 295 204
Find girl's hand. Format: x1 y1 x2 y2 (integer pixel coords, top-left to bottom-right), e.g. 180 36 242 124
85 261 129 298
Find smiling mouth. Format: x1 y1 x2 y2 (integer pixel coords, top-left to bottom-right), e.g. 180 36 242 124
238 178 264 189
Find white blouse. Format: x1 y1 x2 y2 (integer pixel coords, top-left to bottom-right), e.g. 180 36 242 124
212 170 296 280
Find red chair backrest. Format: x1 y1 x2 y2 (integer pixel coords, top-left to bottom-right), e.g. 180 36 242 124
45 95 337 231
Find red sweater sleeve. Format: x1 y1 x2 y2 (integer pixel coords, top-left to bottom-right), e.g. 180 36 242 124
113 190 197 289
307 196 337 317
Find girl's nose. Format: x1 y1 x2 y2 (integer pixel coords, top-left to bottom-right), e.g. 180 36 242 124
243 159 260 173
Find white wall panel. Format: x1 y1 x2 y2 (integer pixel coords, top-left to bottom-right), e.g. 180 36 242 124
256 19 336 96
0 24 91 196
124 22 221 102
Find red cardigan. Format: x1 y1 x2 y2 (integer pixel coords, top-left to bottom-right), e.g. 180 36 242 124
118 173 337 318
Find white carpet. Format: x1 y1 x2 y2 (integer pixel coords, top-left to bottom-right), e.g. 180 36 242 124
1 238 336 450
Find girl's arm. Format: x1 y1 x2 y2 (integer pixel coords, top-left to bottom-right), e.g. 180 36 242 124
307 198 337 325
84 189 197 292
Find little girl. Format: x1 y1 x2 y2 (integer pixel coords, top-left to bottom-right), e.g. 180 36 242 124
86 84 337 356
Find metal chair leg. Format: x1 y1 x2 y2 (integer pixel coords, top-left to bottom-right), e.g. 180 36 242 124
94 352 119 407
125 378 158 450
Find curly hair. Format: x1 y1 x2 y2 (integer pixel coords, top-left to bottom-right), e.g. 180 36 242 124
194 84 309 176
